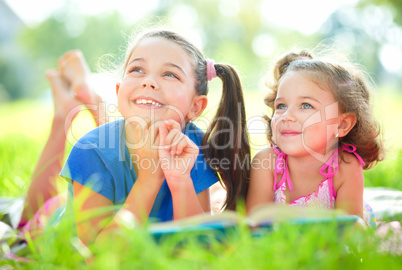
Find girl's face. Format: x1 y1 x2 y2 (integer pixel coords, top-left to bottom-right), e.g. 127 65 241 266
116 37 206 126
271 71 340 158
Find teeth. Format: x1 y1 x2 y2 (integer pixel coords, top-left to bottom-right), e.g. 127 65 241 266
135 99 163 107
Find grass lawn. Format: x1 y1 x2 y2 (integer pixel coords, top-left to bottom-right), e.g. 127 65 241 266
0 88 401 269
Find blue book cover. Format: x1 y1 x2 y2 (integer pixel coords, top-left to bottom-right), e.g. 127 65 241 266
148 204 364 242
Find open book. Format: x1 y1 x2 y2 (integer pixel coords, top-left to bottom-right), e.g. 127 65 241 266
148 204 365 241
0 197 24 229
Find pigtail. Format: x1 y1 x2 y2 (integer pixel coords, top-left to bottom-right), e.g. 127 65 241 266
202 63 251 210
338 73 384 169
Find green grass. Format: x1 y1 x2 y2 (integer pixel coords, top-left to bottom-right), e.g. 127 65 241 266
2 215 401 269
0 92 401 269
0 134 42 197
364 152 402 190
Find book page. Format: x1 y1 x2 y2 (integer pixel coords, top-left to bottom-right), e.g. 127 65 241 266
149 210 240 232
247 203 349 226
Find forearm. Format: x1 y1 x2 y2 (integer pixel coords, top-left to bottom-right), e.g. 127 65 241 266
168 175 205 220
335 198 363 219
101 176 163 233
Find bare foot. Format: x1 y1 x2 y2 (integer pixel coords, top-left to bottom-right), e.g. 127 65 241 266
58 50 102 105
46 69 82 121
58 50 107 126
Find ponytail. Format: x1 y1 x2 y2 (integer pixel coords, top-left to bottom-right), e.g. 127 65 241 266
202 63 251 210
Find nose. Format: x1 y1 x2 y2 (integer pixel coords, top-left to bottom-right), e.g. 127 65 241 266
142 76 159 90
282 108 297 122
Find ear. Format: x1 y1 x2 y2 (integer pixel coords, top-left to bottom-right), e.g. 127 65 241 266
187 95 208 121
337 112 357 138
116 83 120 96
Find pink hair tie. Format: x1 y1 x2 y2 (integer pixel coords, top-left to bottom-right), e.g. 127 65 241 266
206 59 217 81
300 56 309 60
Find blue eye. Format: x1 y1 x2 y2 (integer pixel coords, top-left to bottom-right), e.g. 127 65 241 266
276 104 287 110
164 72 179 79
301 103 313 109
128 66 144 73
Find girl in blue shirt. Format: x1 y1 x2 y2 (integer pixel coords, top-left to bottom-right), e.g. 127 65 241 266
19 29 250 246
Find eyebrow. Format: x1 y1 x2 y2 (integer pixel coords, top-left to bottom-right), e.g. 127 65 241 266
274 96 321 103
300 96 321 103
128 57 186 75
165 62 186 75
274 96 286 104
128 57 144 65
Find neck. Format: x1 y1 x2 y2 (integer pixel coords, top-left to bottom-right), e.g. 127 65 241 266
286 148 337 178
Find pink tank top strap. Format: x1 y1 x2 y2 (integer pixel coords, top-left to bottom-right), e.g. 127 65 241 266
272 144 293 191
318 144 365 206
341 144 365 166
319 150 339 178
319 149 338 206
319 144 365 178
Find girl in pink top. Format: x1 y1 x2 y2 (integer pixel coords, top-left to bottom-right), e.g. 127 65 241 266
246 49 384 226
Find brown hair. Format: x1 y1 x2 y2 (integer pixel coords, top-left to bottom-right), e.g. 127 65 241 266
264 49 384 169
123 29 250 210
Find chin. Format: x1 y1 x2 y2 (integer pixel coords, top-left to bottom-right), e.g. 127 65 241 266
276 142 302 156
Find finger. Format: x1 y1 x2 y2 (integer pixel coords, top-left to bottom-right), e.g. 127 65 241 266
151 120 169 148
168 132 181 155
173 133 192 155
178 135 199 155
158 123 170 151
163 119 182 131
165 129 183 150
183 139 199 155
174 135 189 155
163 129 182 155
151 123 161 146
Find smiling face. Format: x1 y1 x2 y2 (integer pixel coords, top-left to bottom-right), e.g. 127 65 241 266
116 37 206 126
271 71 341 158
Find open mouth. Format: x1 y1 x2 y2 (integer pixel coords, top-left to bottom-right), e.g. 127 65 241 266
133 98 165 108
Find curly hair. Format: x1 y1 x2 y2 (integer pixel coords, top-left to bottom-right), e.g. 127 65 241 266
264 49 384 169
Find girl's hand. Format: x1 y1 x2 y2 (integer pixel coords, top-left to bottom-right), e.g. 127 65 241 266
158 120 199 183
125 118 165 182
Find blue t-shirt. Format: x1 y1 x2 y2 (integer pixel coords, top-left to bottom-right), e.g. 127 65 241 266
60 119 218 222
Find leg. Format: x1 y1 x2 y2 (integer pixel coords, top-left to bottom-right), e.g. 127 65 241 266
19 193 67 239
58 50 107 126
19 71 82 226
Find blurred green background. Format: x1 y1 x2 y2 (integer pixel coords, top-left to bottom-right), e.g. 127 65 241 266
2 0 402 100
1 0 402 194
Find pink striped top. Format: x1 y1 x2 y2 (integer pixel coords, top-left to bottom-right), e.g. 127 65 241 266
272 144 365 209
